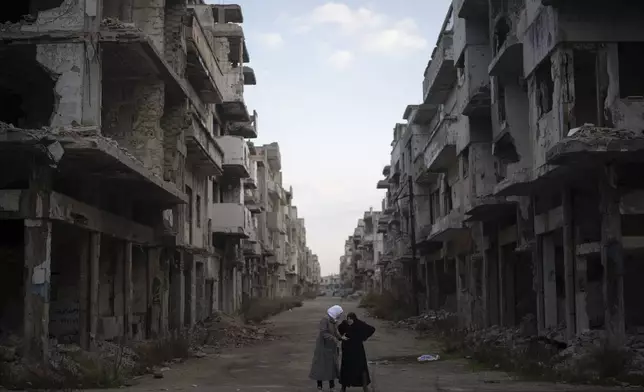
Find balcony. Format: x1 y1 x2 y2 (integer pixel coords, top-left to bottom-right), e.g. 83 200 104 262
268 178 283 200
462 45 493 117
215 135 250 178
376 179 389 189
428 210 468 243
423 32 457 105
454 0 489 19
227 109 258 138
414 156 439 184
243 240 261 256
244 159 258 189
465 196 516 222
244 188 262 213
488 35 523 79
267 211 286 234
382 165 391 177
424 121 457 173
210 203 252 238
185 11 225 103
185 120 224 176
219 67 251 122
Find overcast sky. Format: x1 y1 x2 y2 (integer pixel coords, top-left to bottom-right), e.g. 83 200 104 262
207 0 452 275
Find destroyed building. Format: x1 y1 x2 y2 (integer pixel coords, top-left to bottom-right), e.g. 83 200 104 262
362 0 644 345
0 0 319 359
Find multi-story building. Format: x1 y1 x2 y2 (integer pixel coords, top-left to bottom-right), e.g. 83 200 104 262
0 0 317 359
341 210 385 293
369 0 644 344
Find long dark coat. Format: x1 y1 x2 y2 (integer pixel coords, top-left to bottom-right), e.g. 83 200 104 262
338 319 375 387
309 317 341 381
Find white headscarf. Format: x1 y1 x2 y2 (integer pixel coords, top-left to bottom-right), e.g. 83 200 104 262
327 305 344 321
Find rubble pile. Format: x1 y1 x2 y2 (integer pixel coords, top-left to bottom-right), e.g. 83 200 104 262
394 310 458 331
191 312 275 352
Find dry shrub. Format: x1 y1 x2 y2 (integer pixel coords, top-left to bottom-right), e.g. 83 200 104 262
359 291 414 321
134 332 191 371
242 297 303 323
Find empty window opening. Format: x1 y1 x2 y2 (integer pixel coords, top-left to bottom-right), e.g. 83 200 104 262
196 195 202 228
0 47 56 128
443 180 453 214
493 17 510 55
618 42 644 99
461 148 469 179
497 83 507 125
573 50 600 128
536 60 554 116
1 1 65 24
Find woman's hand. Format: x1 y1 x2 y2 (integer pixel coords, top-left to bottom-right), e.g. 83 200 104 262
340 334 349 341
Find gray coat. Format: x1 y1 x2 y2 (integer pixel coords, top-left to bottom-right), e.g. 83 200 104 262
309 317 340 381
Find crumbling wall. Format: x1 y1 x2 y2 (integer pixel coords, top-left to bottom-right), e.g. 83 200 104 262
184 167 208 249
102 80 165 177
131 246 147 339
49 224 81 343
164 0 187 77
132 0 165 55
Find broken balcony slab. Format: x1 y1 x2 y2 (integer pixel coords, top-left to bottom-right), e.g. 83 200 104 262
376 179 389 189
577 237 644 256
546 126 644 166
488 36 523 79
0 190 155 244
212 4 244 24
209 22 249 64
465 196 517 222
424 122 457 173
493 164 573 197
185 119 224 176
0 126 187 207
226 110 258 138
243 66 256 85
186 11 226 104
423 32 457 105
427 211 469 243
455 0 489 19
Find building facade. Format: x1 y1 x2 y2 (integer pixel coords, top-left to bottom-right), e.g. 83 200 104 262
0 0 318 359
360 0 644 344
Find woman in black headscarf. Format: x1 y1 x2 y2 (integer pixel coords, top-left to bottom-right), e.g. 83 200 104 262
337 312 375 392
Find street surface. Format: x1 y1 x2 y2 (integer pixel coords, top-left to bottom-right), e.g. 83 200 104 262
106 298 629 392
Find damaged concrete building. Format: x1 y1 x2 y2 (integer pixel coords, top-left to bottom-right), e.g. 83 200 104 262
340 209 385 293
0 0 318 359
371 0 644 345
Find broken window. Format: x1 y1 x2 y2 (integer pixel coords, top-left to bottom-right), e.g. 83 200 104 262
186 185 193 226
461 148 469 179
0 47 56 128
497 83 507 126
493 17 510 55
618 42 644 99
443 179 453 215
535 60 553 117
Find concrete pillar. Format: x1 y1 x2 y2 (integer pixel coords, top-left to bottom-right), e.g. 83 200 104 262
79 233 90 349
482 250 490 327
543 234 558 328
562 189 577 339
599 165 625 342
170 250 185 330
497 238 506 326
504 255 516 325
185 257 196 327
147 247 162 337
124 242 133 339
431 260 439 310
533 234 545 334
89 232 101 349
23 219 52 361
424 259 430 312
575 255 590 333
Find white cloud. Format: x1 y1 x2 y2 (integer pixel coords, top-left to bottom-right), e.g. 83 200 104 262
362 18 428 54
295 3 427 56
257 32 284 49
327 50 354 70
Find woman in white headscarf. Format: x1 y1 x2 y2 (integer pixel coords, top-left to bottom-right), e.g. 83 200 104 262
309 305 347 391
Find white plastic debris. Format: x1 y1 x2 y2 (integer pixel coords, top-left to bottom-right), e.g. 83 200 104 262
417 354 440 362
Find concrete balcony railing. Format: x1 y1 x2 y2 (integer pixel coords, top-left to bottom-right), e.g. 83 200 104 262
267 178 282 200
215 135 250 178
210 203 253 238
185 121 224 176
244 159 258 189
376 179 389 189
244 188 262 213
267 211 286 234
462 45 493 117
227 109 258 138
220 66 251 122
423 32 457 105
185 11 225 103
428 210 468 243
424 120 457 173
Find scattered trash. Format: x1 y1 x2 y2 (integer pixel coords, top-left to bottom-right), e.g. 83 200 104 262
417 354 440 362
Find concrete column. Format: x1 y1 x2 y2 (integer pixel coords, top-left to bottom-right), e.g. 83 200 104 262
543 234 558 328
497 238 506 326
533 234 545 334
79 233 90 349
124 242 133 339
170 250 185 330
599 165 625 342
424 259 430 312
575 255 590 333
482 250 490 327
562 189 577 339
23 219 52 361
185 257 196 327
504 255 516 326
89 232 101 349
431 260 439 310
455 255 463 325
